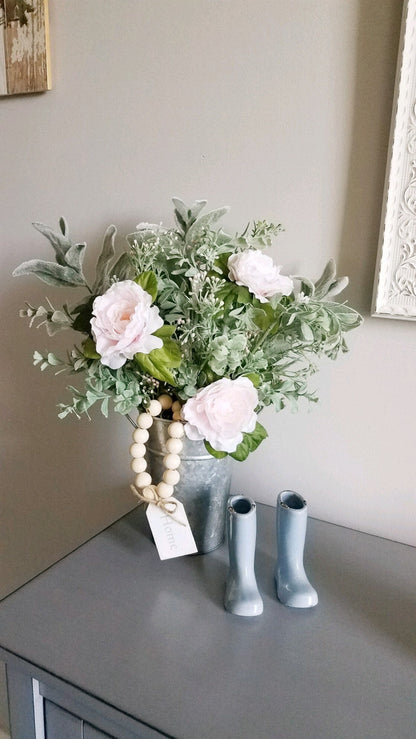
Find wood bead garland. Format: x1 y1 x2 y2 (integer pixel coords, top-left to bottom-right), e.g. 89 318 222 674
130 442 146 458
133 428 149 443
163 453 181 470
131 457 147 474
166 437 183 454
163 469 180 486
130 396 184 505
135 471 152 488
137 412 153 430
147 399 163 416
168 421 184 439
157 394 173 410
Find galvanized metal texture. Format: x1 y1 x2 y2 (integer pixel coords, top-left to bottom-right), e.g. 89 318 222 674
146 418 232 553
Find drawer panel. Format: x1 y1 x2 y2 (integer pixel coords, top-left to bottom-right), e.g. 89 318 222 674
39 681 167 739
44 699 83 738
84 723 114 739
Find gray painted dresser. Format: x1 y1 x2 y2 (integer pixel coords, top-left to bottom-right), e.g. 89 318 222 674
0 503 415 738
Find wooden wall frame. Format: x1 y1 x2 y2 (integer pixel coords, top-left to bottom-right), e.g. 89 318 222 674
0 0 51 96
372 0 416 320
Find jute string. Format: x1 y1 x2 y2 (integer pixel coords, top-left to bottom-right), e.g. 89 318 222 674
130 484 186 526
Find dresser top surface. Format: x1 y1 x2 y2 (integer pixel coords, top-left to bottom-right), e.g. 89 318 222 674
1 504 415 739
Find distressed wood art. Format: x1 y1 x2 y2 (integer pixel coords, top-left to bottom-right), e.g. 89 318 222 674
0 0 51 96
372 0 416 319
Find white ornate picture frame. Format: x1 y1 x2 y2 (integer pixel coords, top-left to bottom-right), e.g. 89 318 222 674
372 0 416 320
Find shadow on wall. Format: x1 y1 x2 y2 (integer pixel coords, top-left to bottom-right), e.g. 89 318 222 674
337 0 403 315
0 275 137 601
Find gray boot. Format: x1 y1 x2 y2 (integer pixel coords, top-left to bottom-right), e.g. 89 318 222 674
224 495 263 617
275 490 318 608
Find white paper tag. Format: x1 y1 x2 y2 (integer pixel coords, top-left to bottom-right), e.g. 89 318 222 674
146 500 198 560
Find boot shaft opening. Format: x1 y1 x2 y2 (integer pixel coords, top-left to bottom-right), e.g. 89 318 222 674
279 490 306 510
229 496 254 515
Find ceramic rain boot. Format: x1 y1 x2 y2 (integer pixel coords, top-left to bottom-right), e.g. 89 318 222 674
224 495 263 617
275 490 318 608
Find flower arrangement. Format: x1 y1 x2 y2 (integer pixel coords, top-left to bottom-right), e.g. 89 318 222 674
14 198 362 461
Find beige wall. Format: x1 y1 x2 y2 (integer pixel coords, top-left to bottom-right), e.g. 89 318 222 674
0 0 406 730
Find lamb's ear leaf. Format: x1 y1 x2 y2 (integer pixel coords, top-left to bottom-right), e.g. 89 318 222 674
325 302 363 330
185 207 230 242
59 217 69 237
111 252 135 281
65 242 87 275
172 198 207 233
12 259 85 287
313 259 338 299
325 276 349 298
32 221 73 265
92 225 117 292
190 200 208 218
171 198 188 222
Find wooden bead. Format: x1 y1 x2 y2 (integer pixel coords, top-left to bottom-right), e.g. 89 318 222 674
158 394 173 410
147 399 162 416
171 400 182 413
157 482 174 499
163 453 181 470
172 411 182 422
133 427 149 444
137 413 153 429
166 437 183 454
168 421 184 439
135 471 152 488
130 442 146 458
163 469 180 486
131 457 147 474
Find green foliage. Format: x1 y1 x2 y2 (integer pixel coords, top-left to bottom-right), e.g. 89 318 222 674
204 441 228 459
71 296 95 334
20 300 73 336
134 270 158 302
230 423 268 461
134 324 181 385
82 337 100 359
14 198 363 460
204 422 268 461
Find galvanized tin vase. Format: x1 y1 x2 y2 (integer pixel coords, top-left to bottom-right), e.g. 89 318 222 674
146 418 232 553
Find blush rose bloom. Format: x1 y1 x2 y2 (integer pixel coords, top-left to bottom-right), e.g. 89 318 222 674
182 377 258 453
90 280 164 370
228 249 293 303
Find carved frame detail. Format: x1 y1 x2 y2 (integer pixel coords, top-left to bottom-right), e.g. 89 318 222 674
372 0 416 319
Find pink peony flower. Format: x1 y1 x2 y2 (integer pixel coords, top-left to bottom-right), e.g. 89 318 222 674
90 280 163 369
182 377 258 453
228 249 293 303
